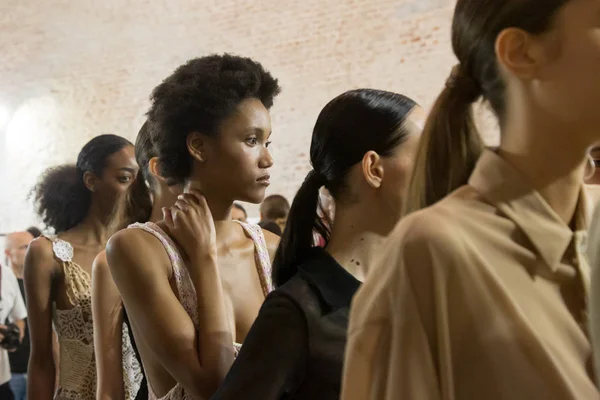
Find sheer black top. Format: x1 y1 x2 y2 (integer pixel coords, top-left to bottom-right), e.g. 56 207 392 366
211 247 360 400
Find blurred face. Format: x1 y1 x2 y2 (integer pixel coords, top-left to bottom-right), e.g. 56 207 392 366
231 206 247 222
92 145 138 214
533 0 600 143
586 146 600 184
147 156 184 208
5 231 34 268
200 98 274 203
378 106 424 226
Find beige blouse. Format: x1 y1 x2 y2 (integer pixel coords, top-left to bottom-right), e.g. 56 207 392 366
342 150 599 400
587 192 600 385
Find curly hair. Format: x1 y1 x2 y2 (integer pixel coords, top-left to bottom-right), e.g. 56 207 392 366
31 134 132 233
147 54 281 183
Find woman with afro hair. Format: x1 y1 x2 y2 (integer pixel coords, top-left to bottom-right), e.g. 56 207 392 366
106 54 281 400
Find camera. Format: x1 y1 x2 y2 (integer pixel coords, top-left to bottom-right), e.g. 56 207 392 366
0 323 21 351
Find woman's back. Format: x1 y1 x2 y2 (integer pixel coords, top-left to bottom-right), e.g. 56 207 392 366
25 134 137 399
119 220 273 399
27 232 103 399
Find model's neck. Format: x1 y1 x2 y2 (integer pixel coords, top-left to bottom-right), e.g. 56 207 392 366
325 205 389 282
184 181 233 222
499 95 595 227
70 213 110 244
500 125 588 227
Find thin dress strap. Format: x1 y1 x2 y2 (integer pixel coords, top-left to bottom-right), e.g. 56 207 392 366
236 221 274 295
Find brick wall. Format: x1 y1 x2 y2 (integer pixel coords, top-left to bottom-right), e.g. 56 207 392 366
0 0 497 235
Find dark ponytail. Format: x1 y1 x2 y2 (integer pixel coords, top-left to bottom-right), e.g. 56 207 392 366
273 89 418 287
404 0 568 214
32 134 132 233
272 171 329 286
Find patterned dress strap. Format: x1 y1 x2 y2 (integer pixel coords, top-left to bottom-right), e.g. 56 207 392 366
127 222 199 324
236 222 274 295
41 235 91 307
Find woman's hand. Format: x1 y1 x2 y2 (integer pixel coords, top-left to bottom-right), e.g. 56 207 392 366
163 189 218 274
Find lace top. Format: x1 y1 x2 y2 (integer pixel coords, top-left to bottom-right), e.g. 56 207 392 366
43 236 143 400
41 235 95 400
125 221 273 400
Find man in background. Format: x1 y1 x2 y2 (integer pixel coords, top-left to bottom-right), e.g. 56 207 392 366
4 231 33 400
259 194 290 234
25 227 42 239
0 243 27 399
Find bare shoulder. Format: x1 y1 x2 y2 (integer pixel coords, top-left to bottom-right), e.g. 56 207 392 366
92 250 109 277
106 228 170 276
27 236 54 259
261 230 280 261
25 236 59 273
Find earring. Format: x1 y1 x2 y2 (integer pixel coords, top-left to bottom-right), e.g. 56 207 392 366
585 155 596 181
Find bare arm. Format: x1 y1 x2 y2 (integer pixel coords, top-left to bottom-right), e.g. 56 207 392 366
165 191 236 390
7 270 27 343
107 227 233 399
92 250 126 400
24 238 58 400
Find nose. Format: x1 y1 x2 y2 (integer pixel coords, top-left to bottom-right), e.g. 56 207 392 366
259 146 274 169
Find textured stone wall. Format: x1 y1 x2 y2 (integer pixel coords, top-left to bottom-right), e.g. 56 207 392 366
0 0 497 237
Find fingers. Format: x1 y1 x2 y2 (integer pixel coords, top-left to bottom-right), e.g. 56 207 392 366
173 191 210 215
163 207 174 230
174 198 192 212
188 189 208 205
179 192 203 206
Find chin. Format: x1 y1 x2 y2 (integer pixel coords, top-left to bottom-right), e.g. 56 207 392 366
238 188 267 204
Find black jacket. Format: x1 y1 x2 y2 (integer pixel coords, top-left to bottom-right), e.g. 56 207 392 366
211 247 360 400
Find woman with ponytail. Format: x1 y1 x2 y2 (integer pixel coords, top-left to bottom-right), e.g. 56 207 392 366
211 89 423 400
25 134 135 399
343 1 600 399
92 122 183 400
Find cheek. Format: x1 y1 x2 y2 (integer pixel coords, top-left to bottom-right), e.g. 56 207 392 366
383 158 414 201
215 148 259 177
98 180 130 202
554 33 600 121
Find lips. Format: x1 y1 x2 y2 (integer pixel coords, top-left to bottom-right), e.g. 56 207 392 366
257 174 271 185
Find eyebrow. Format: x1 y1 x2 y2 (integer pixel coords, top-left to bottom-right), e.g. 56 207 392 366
245 127 273 138
119 167 137 173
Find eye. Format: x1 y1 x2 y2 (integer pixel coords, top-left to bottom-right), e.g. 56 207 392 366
245 137 258 146
118 175 132 183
